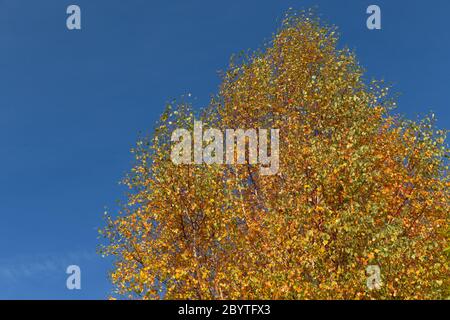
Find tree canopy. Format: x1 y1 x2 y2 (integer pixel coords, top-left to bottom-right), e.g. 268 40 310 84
101 11 449 299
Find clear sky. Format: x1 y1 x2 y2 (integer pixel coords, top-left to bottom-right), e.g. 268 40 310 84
0 0 448 299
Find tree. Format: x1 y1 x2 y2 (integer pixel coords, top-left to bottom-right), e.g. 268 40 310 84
101 11 449 299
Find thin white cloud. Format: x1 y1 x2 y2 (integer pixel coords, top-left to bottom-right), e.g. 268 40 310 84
0 250 97 283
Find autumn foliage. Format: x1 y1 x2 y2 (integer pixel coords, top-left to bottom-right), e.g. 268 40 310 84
101 11 449 299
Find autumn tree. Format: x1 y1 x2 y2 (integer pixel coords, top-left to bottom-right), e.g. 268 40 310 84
101 11 449 299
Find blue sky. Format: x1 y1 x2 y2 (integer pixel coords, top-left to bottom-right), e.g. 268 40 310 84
0 0 448 299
